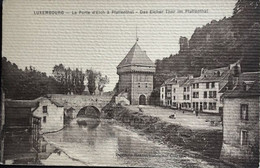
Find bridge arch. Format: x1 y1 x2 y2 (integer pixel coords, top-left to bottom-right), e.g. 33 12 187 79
76 106 101 118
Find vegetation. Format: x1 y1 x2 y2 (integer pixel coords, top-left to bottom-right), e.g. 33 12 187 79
52 64 85 95
2 58 110 99
154 0 260 88
2 57 64 99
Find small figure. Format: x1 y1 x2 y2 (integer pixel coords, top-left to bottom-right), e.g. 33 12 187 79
195 110 199 117
169 113 176 119
183 110 185 114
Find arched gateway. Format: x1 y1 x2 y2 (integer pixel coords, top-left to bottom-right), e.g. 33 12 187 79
139 95 146 105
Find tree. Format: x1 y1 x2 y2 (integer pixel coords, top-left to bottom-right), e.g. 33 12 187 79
52 65 85 95
86 69 97 95
97 75 109 95
2 57 64 99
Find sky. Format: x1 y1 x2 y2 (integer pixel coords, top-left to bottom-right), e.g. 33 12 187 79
2 0 236 91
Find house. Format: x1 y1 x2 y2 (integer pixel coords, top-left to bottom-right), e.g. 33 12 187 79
159 61 240 114
116 39 156 105
181 75 194 111
160 84 166 106
220 71 259 167
3 100 40 163
171 77 188 109
160 76 189 109
33 97 64 133
4 100 39 129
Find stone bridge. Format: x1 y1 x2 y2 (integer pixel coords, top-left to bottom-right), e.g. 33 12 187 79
47 94 112 118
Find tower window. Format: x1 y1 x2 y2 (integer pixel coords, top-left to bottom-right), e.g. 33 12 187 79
138 83 140 88
240 130 248 145
145 83 148 88
43 116 47 123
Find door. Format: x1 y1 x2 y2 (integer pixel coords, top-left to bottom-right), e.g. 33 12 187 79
139 95 146 105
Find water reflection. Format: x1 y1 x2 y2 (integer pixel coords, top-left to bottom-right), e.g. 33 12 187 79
3 119 233 167
2 129 82 166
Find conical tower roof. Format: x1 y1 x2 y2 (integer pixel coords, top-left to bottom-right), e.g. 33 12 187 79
117 42 155 68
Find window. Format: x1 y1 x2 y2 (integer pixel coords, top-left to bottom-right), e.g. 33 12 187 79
187 87 190 92
209 103 216 110
209 103 212 110
211 82 215 88
196 83 199 88
193 92 199 98
43 116 47 123
184 95 186 100
167 100 172 106
203 102 207 109
193 84 195 89
204 91 207 98
184 87 186 92
206 83 209 89
167 85 171 90
173 96 175 100
193 102 195 109
145 83 148 88
161 94 164 99
162 88 164 92
240 130 248 145
173 88 176 93
138 83 140 88
167 92 171 97
43 106 47 113
42 144 47 152
187 95 190 100
209 91 213 98
240 104 248 120
213 91 217 98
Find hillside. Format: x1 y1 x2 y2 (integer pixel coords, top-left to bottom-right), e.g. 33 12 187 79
154 0 260 88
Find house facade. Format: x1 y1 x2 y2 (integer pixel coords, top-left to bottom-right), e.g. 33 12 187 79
181 77 193 111
220 71 259 167
117 40 156 105
160 85 165 106
160 61 240 114
33 97 64 133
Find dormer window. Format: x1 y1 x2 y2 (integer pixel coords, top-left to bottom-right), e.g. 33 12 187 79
243 81 254 91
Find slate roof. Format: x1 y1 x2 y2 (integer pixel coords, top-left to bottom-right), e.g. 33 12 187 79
223 71 260 98
5 100 39 108
194 67 230 83
162 76 188 86
117 42 155 68
34 97 64 107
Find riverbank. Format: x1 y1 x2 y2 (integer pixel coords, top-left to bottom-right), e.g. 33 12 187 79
103 104 224 160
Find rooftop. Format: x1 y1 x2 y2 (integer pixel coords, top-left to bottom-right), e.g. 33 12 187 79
5 100 39 108
223 71 260 98
117 42 155 68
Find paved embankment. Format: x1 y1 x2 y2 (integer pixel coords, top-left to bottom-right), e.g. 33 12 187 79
103 104 223 160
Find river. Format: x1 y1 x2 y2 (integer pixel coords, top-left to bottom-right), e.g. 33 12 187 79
40 118 232 168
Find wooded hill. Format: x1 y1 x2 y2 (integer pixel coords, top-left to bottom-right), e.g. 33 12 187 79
154 0 260 88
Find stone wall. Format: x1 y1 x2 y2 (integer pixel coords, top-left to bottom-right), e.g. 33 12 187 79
131 73 153 105
103 105 223 159
220 97 259 167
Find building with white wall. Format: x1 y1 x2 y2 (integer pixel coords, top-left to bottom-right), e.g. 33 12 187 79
33 97 64 133
160 61 240 114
